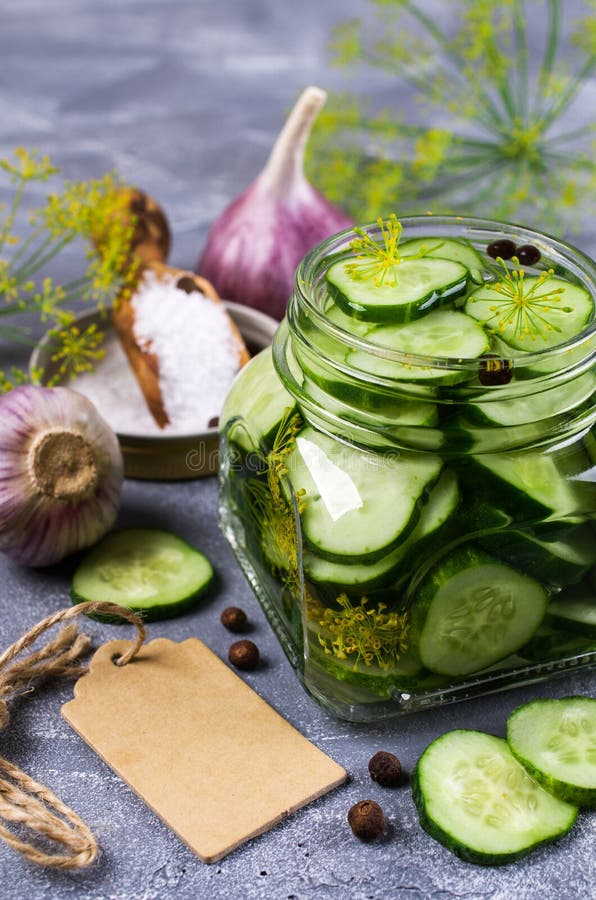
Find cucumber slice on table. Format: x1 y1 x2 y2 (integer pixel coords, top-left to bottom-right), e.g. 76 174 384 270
347 310 490 385
413 729 578 866
327 257 469 323
72 528 213 621
220 346 296 451
507 697 596 808
413 545 548 676
400 237 484 282
286 426 442 562
465 277 594 351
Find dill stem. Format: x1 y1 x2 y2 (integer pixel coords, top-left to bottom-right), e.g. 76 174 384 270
0 180 25 257
397 0 511 134
542 150 594 172
12 234 73 280
513 0 529 125
0 325 36 347
417 159 507 203
543 122 596 147
7 227 44 267
536 55 596 132
436 150 503 172
535 0 561 112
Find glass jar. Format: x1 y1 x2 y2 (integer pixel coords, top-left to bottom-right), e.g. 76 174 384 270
219 216 595 722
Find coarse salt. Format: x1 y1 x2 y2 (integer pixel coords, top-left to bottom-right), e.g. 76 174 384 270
71 271 244 436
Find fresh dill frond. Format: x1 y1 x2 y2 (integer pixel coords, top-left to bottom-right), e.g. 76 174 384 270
0 149 138 391
308 0 596 234
243 409 305 588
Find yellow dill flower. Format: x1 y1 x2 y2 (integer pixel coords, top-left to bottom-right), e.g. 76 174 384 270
0 147 58 183
50 323 105 378
316 594 410 671
347 213 403 286
479 257 571 342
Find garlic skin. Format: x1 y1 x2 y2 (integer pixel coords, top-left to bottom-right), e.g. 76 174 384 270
0 386 123 567
197 86 353 320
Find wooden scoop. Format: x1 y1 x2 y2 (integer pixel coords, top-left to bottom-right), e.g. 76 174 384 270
103 187 249 429
112 261 250 429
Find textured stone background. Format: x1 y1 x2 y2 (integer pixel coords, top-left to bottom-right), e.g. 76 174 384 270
0 1 594 898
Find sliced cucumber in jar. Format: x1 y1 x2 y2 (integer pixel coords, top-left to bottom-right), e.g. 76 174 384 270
413 729 578 866
546 583 596 637
71 528 214 621
220 346 296 452
400 236 485 283
327 257 469 323
346 310 490 385
412 545 548 676
467 370 595 427
507 697 596 808
304 469 459 589
467 450 588 524
286 426 442 562
478 523 596 590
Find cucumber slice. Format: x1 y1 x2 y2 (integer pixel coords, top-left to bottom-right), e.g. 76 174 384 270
71 528 213 621
220 347 295 451
323 299 376 336
400 237 484 282
413 545 548 676
413 729 578 866
327 257 469 323
507 697 596 808
465 276 594 351
347 310 490 384
547 587 596 637
286 426 442 562
304 469 459 588
467 370 595 427
479 524 596 589
468 451 587 523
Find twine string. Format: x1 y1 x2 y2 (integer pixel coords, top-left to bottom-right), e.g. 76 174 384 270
0 601 146 870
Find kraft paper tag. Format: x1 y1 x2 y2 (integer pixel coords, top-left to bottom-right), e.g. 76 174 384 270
62 638 347 863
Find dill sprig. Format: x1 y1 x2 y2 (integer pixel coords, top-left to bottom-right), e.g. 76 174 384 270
477 257 571 341
308 0 596 232
0 148 138 391
313 593 410 671
244 410 305 586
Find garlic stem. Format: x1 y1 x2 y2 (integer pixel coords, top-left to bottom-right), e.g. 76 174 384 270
259 86 328 194
29 429 98 502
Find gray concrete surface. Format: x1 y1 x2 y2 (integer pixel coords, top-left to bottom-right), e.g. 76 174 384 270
0 1 594 897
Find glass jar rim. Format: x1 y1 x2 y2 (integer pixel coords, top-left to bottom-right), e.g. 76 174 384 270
291 215 596 373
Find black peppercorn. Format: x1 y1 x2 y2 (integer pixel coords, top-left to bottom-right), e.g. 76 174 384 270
516 243 541 266
487 239 516 260
478 354 513 387
368 750 403 787
221 606 248 632
347 800 386 841
228 639 259 670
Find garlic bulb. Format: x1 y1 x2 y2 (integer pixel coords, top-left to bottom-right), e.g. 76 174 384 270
0 386 123 567
197 86 353 320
